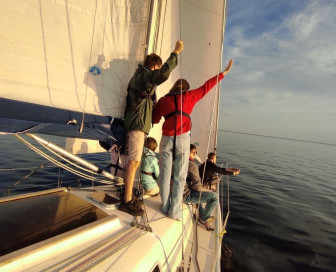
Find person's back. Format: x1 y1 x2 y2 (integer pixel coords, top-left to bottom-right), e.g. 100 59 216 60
124 52 179 134
152 74 225 136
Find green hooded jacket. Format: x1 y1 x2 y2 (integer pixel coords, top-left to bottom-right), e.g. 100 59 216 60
124 52 178 134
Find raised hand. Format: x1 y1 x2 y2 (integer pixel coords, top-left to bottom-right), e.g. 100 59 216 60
222 59 233 76
174 40 184 54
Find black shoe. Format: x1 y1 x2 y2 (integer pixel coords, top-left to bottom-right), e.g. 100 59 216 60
119 193 143 208
131 195 144 208
197 218 214 231
118 198 144 216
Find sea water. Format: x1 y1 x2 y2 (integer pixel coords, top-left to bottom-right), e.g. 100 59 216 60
0 132 335 271
217 131 336 272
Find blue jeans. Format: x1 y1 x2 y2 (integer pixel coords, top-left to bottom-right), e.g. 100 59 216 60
184 190 218 221
159 132 190 220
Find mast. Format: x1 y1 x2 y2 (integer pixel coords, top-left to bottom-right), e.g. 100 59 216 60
145 0 162 54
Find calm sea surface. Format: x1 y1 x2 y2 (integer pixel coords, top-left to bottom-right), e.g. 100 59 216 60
1 132 335 271
217 131 336 272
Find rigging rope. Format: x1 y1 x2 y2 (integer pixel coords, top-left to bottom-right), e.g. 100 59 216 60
174 0 227 269
97 0 109 115
13 163 49 186
177 0 186 270
212 1 231 270
158 0 169 56
65 0 82 112
38 0 52 106
138 139 152 227
189 0 230 270
80 0 99 133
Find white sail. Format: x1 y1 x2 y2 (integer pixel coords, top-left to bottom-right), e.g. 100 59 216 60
149 0 227 160
0 0 149 118
0 0 226 159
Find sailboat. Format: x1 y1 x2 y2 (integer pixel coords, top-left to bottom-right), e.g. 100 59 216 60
0 0 229 271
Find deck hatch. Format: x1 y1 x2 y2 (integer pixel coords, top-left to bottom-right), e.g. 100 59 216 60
0 190 108 256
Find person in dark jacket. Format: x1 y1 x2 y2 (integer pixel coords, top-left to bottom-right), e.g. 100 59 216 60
199 152 240 189
152 59 233 220
119 41 184 216
184 144 217 231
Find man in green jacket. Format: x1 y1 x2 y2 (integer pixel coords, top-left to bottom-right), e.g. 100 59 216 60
119 41 184 216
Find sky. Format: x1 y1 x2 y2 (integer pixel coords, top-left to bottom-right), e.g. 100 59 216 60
219 0 336 145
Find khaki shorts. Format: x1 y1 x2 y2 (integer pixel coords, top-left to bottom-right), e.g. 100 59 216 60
127 130 145 162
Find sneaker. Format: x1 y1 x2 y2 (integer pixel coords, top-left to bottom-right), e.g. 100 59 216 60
119 193 143 208
197 218 214 231
130 195 144 208
193 214 214 222
118 198 144 216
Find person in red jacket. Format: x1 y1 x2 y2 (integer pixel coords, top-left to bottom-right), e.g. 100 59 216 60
152 59 233 220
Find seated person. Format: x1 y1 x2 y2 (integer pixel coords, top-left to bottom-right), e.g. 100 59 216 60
141 137 160 196
183 144 218 231
199 152 240 189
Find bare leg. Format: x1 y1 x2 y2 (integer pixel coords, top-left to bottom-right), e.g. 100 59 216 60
124 160 140 203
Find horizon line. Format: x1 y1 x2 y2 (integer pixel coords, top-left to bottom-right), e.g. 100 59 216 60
218 130 336 147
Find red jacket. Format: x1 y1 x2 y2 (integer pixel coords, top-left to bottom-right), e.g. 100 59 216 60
152 73 224 136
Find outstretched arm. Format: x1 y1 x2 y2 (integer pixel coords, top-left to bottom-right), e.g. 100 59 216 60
222 59 233 76
188 59 234 103
207 162 239 176
225 167 240 176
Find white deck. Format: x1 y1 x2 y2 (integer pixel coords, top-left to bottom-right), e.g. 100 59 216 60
0 187 220 271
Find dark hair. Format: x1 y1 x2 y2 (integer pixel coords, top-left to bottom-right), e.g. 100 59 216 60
169 79 190 94
208 152 216 160
146 137 158 152
144 54 162 69
190 144 197 152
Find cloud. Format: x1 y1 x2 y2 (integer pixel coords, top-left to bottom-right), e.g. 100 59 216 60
284 1 336 76
220 0 336 143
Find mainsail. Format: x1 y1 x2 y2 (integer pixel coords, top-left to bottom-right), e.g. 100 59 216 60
0 0 150 144
0 0 227 159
